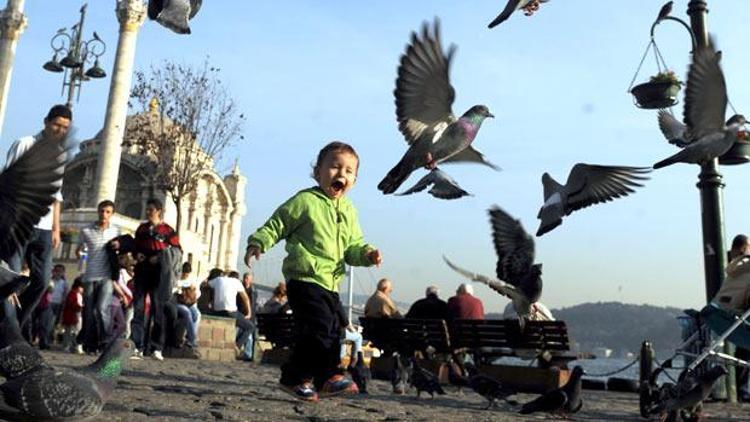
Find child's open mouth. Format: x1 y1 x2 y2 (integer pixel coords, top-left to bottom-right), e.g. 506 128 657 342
331 180 345 192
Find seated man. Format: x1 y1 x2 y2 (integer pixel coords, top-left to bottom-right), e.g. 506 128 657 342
447 284 484 320
205 268 255 361
405 286 449 320
364 278 401 318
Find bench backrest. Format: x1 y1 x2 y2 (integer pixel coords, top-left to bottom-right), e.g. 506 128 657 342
450 319 570 352
360 317 451 355
257 313 295 348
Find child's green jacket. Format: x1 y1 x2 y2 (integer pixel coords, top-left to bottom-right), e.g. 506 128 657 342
247 187 376 292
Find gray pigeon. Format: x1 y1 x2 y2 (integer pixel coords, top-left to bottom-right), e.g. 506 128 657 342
488 0 550 28
0 336 133 420
653 38 746 169
378 19 498 196
536 164 651 236
656 1 673 22
0 130 69 263
443 206 542 330
520 365 584 416
148 0 202 34
468 374 517 409
649 366 727 420
395 168 472 200
0 275 45 381
658 110 692 147
410 357 445 398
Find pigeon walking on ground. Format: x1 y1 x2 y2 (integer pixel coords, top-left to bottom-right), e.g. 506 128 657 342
410 358 445 398
395 168 472 200
378 19 498 196
0 333 133 420
520 365 584 416
348 351 371 394
469 374 518 409
148 0 202 34
649 366 727 420
391 353 409 394
536 164 651 236
488 0 550 28
444 206 542 330
653 38 746 169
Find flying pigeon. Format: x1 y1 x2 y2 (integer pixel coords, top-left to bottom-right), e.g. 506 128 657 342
649 366 727 420
653 38 746 169
378 19 498 196
147 0 202 34
348 351 371 394
0 333 133 420
469 374 517 409
395 168 472 200
520 365 584 416
443 206 543 330
0 130 69 264
0 275 44 380
488 0 550 29
536 164 651 236
657 110 692 147
409 357 445 398
656 1 673 22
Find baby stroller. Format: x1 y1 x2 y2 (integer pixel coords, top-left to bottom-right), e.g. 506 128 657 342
639 304 750 420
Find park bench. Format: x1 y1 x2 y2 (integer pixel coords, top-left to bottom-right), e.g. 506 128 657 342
256 313 295 364
359 317 452 356
450 319 575 365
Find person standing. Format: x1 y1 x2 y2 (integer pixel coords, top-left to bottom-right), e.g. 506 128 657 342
48 264 69 338
77 200 121 353
130 198 180 361
5 104 71 330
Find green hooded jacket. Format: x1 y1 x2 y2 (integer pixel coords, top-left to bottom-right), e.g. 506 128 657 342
247 187 376 292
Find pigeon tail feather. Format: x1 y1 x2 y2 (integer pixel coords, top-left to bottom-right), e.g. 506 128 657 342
378 159 414 194
653 156 678 169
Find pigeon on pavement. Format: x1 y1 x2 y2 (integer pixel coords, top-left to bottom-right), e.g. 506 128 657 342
378 19 498 196
395 168 472 200
469 374 517 409
520 365 584 416
148 0 202 34
443 206 542 330
410 357 445 398
488 0 550 28
536 164 651 236
653 38 745 169
0 335 133 420
348 351 371 394
649 366 727 420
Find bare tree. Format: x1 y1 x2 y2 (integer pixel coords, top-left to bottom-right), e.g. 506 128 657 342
128 59 246 233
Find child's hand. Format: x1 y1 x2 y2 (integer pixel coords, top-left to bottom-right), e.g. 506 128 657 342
244 245 262 267
366 249 382 267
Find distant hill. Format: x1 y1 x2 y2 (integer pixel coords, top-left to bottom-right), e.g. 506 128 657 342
490 301 685 357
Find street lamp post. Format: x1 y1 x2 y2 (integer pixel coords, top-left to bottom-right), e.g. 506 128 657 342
42 3 106 109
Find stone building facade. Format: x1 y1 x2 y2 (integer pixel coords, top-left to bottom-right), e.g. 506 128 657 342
57 112 247 279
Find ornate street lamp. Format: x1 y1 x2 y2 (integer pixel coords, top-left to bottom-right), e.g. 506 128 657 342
42 3 107 109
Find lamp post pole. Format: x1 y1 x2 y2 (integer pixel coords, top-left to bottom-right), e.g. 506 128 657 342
0 0 26 138
686 0 735 404
64 5 87 108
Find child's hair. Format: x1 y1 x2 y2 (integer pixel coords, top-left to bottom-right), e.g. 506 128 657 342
72 276 83 290
312 141 360 179
182 262 192 274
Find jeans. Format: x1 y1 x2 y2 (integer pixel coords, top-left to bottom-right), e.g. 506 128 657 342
131 260 170 353
212 310 255 357
8 228 53 328
81 278 113 352
340 329 363 359
175 303 201 347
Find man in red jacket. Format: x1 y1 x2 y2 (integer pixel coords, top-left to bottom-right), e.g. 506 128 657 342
447 283 484 320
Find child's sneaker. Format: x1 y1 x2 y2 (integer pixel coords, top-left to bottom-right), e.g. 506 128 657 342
320 374 359 397
280 380 319 402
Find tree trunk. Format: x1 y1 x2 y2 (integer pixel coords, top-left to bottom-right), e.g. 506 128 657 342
172 194 182 236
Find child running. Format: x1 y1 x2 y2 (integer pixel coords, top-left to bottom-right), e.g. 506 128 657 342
245 141 382 402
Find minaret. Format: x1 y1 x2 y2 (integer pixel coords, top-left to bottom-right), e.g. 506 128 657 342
223 161 247 268
91 0 146 206
0 0 26 138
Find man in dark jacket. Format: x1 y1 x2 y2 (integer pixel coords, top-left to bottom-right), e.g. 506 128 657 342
406 286 450 320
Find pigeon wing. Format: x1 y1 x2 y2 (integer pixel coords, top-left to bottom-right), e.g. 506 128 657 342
520 389 568 414
441 145 501 170
683 37 727 140
563 164 651 214
147 0 164 20
442 256 517 299
488 206 535 285
488 0 522 28
395 169 471 200
189 0 202 19
0 133 67 263
658 110 690 146
395 19 457 146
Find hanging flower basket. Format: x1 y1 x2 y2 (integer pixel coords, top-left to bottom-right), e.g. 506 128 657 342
719 131 750 165
631 72 682 109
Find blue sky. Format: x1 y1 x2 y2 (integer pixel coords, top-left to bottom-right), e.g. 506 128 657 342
5 1 750 311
